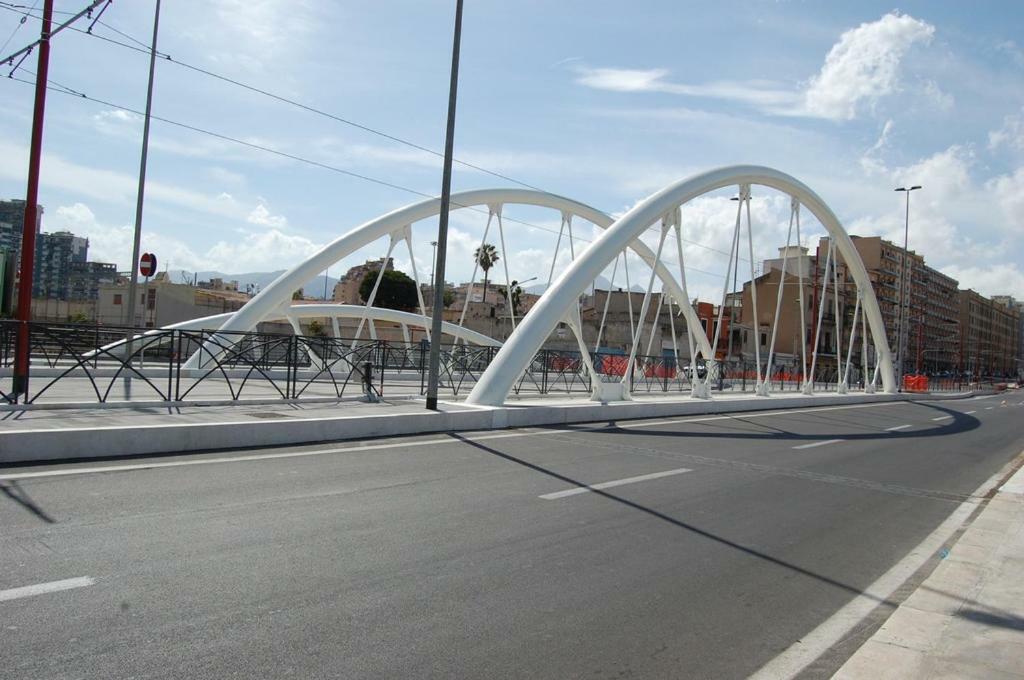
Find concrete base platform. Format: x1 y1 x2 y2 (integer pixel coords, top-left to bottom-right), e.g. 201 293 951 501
0 390 977 465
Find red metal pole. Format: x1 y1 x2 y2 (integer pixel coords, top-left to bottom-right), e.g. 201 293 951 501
12 0 54 399
921 315 929 374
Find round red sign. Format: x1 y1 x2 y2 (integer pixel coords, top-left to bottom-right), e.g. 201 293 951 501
140 252 157 277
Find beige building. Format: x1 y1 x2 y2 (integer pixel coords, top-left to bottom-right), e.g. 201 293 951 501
830 236 960 374
959 290 1021 377
96 272 250 328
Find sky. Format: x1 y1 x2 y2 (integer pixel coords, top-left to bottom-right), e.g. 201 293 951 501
0 0 1022 302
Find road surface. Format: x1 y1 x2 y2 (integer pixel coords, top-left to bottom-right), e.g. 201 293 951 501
2 394 1022 679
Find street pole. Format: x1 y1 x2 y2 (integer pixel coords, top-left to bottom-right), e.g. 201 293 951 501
12 0 54 400
894 185 921 391
124 0 161 375
425 0 464 411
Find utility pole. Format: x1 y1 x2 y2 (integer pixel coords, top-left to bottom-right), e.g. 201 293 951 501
123 0 162 371
12 0 54 400
894 185 921 391
425 0 464 411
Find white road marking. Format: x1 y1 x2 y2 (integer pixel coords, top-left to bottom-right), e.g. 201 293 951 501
931 416 953 421
792 439 843 450
965 411 977 415
0 577 95 603
885 424 912 431
539 468 692 500
748 453 1020 680
985 407 994 410
0 401 934 481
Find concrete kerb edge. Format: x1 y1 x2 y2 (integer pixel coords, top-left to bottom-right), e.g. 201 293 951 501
0 391 982 465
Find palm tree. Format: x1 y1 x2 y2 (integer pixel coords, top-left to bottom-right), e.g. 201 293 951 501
474 243 500 304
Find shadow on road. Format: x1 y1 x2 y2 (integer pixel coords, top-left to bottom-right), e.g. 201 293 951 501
0 480 56 523
564 401 980 445
450 432 900 608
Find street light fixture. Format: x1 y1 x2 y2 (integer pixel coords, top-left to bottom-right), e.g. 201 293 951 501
894 185 922 390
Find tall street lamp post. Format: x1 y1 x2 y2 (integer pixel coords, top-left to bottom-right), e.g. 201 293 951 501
425 0 464 411
894 184 921 390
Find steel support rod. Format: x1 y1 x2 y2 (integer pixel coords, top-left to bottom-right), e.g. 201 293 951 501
12 0 54 400
426 0 464 411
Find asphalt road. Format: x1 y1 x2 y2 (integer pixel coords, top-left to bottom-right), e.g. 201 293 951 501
2 394 1022 679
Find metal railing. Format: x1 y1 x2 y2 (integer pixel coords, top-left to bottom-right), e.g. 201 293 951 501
3 320 990 407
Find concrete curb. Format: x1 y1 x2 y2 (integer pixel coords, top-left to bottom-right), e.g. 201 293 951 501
1 391 977 464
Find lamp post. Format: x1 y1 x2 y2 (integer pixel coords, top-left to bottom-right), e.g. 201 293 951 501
894 185 921 390
425 0 464 411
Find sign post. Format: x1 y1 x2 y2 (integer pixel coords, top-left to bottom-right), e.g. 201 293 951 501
140 252 157 328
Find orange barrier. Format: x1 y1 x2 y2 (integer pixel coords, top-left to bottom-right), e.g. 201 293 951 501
643 364 677 379
902 374 929 392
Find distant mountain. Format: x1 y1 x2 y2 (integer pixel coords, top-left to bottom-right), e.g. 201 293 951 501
167 269 340 299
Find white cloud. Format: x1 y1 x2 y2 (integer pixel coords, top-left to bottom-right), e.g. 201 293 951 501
574 67 800 109
943 263 1024 299
922 80 955 111
803 12 935 120
988 108 1024 152
575 12 936 121
985 166 1024 233
52 201 325 274
52 203 213 272
996 40 1024 69
247 203 288 228
0 139 245 220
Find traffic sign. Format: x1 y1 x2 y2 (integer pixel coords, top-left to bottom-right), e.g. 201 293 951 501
140 252 157 278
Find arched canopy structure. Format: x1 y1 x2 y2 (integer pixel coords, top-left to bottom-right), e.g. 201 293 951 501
184 188 715 368
467 166 896 406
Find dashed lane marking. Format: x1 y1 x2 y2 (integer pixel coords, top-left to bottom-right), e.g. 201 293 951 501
792 439 843 450
539 468 693 500
0 577 95 603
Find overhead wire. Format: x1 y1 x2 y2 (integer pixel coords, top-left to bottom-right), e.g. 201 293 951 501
0 1 752 266
0 0 37 55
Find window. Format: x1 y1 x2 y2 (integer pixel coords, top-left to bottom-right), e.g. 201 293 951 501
113 294 122 305
760 332 768 347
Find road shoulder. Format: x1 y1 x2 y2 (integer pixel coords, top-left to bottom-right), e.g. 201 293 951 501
833 452 1024 679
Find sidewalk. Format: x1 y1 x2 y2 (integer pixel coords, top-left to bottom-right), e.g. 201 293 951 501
0 390 934 464
834 456 1024 679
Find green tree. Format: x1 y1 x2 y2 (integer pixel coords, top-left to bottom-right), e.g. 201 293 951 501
69 311 90 324
292 289 304 300
442 288 456 308
474 243 500 304
358 269 418 310
499 280 525 316
306 319 326 337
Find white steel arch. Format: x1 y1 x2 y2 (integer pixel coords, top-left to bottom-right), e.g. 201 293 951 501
103 304 502 355
468 166 896 406
184 188 715 368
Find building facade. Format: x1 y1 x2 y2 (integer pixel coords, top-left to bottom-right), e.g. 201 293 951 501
33 231 88 298
68 261 119 301
96 272 251 328
840 236 960 375
0 199 42 264
958 290 1021 378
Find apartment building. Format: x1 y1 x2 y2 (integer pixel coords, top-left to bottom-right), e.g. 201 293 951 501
839 236 960 374
959 290 1020 377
